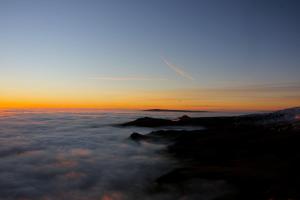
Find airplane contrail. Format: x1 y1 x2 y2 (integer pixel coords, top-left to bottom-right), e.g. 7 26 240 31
161 57 194 81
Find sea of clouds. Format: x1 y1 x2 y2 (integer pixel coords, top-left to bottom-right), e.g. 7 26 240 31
0 110 236 200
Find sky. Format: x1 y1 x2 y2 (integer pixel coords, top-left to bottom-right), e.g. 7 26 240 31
0 0 299 111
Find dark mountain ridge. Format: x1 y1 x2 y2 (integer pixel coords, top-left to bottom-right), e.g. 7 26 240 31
125 107 300 199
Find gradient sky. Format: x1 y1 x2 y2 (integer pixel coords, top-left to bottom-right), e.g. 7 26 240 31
0 0 299 111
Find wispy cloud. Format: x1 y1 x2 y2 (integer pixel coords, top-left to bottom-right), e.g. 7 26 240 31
90 76 167 81
205 82 300 93
162 57 194 81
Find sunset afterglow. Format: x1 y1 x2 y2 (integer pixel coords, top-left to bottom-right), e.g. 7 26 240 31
0 1 299 199
1 0 299 111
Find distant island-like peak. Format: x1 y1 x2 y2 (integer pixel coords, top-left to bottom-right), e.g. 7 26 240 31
143 109 208 113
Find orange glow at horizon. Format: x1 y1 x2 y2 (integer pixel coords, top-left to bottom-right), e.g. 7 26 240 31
1 88 299 112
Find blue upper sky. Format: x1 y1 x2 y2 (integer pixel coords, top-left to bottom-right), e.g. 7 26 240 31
0 0 299 110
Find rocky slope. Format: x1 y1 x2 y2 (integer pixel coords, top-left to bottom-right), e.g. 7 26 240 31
126 107 300 199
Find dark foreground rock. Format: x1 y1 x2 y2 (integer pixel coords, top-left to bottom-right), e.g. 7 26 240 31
122 117 175 127
127 107 300 199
